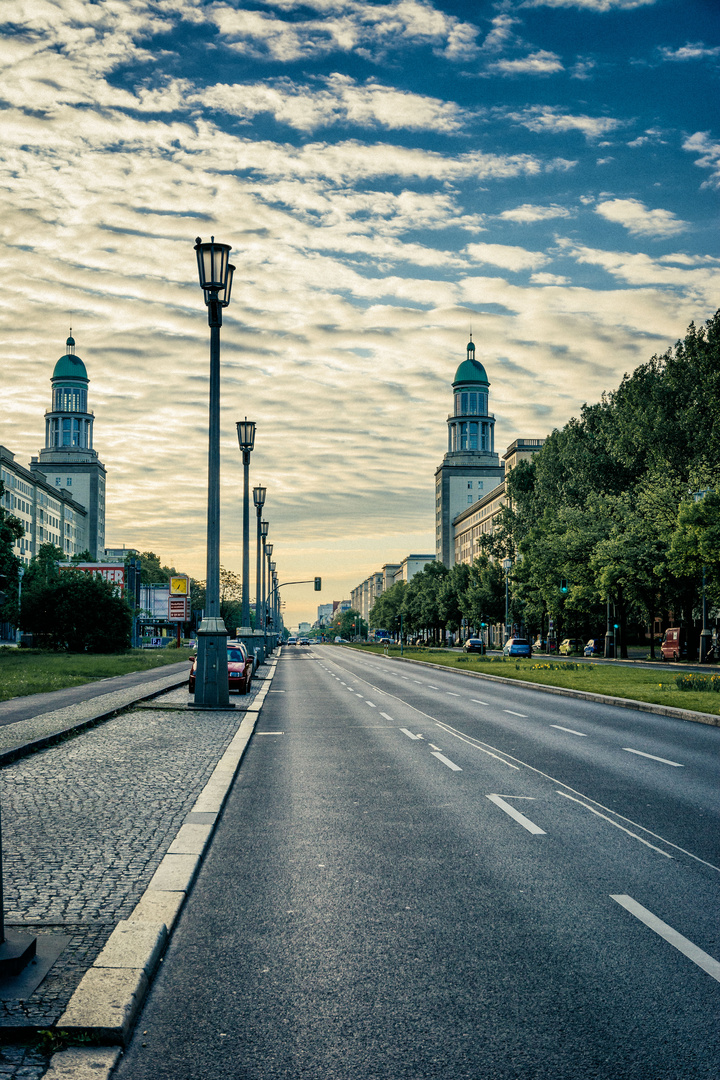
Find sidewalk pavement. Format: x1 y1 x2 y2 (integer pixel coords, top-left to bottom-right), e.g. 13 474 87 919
0 656 279 1079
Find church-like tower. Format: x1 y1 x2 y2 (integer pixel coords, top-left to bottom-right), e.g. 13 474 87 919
434 337 504 567
31 335 106 558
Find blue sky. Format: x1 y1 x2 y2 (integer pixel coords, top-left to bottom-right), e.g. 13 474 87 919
2 0 719 625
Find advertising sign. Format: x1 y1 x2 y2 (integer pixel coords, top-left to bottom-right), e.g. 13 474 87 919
168 597 188 621
59 563 125 597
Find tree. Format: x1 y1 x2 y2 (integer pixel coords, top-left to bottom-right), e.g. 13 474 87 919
463 555 504 630
137 551 178 584
331 608 366 640
670 490 720 606
369 581 406 637
190 568 250 632
21 567 131 651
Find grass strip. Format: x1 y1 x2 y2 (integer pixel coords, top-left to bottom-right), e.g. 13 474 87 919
0 647 189 702
339 644 720 718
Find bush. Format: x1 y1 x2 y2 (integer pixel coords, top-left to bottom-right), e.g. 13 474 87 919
676 673 720 693
21 570 131 652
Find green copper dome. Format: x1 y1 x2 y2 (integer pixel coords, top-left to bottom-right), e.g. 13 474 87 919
453 356 488 386
53 353 88 380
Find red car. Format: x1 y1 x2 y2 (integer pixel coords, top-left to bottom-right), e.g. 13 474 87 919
188 641 253 695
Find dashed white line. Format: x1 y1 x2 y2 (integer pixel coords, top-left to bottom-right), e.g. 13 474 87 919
623 748 683 767
401 728 420 740
380 712 395 722
504 710 527 718
428 685 439 689
366 701 376 708
486 794 545 835
471 699 489 706
447 692 460 697
551 725 587 737
611 895 720 984
431 751 462 771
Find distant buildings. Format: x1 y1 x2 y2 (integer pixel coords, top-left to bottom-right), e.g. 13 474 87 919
350 555 435 622
1 335 106 562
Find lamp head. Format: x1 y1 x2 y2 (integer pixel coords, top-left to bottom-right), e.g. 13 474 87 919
194 237 232 294
265 543 273 556
253 484 267 510
236 417 256 452
261 519 269 539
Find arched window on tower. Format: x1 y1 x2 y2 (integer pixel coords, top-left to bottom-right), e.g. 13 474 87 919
469 422 478 450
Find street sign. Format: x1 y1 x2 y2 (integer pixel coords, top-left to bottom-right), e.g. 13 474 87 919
168 597 188 621
169 575 189 596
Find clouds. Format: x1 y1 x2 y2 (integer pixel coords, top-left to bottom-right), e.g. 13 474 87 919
683 131 720 188
487 49 564 75
507 106 625 140
594 198 689 238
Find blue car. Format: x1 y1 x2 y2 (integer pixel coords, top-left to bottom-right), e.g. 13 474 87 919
503 638 532 658
584 638 604 656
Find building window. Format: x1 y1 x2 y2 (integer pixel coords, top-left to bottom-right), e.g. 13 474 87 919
55 477 61 485
460 423 468 450
468 495 473 504
66 477 72 486
469 422 478 450
467 482 472 489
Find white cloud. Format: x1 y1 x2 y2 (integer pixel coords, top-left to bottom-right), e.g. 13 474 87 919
464 243 549 271
488 50 564 75
557 240 720 300
480 14 519 53
499 203 571 223
658 42 720 62
683 131 720 189
530 273 571 284
507 106 624 140
521 0 656 9
595 197 689 237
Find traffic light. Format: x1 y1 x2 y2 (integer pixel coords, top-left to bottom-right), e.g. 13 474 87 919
314 577 321 591
560 579 568 594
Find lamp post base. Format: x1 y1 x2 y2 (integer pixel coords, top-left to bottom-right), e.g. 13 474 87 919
0 932 36 978
194 619 229 707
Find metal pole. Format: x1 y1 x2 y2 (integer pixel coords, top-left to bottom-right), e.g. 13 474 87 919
256 509 263 633
194 295 229 707
241 451 251 629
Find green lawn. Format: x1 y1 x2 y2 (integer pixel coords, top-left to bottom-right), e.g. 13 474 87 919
0 647 190 702
339 644 720 718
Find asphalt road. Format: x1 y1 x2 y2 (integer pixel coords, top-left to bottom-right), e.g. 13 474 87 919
116 645 720 1079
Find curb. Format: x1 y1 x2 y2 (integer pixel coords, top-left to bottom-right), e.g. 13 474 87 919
347 649 720 728
0 671 190 768
44 655 279 1075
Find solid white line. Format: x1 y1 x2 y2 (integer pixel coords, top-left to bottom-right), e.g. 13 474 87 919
431 751 462 771
486 794 545 835
380 712 395 722
471 699 489 705
551 724 587 736
557 792 672 858
433 719 520 769
366 701 376 707
610 895 720 983
623 747 683 767
504 710 527 717
401 728 420 740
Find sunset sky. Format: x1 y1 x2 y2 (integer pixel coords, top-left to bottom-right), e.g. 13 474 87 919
2 0 719 626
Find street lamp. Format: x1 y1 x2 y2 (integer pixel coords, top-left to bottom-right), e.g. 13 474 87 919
253 485 266 664
503 558 512 644
264 538 272 639
693 489 714 662
193 236 235 708
236 418 256 633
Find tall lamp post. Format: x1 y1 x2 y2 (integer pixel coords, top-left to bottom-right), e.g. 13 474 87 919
264 538 273 643
693 489 714 662
503 558 512 644
253 484 266 662
270 561 277 635
193 236 234 708
236 419 256 636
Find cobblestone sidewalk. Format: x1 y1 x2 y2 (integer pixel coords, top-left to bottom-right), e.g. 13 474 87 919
0 678 267 1074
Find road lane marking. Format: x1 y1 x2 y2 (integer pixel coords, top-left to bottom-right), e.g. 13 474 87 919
486 794 545 835
380 712 395 722
610 895 720 984
557 792 672 859
401 729 420 740
447 692 460 697
551 725 587 736
504 710 527 717
623 748 683 767
471 699 489 705
433 719 520 770
431 751 462 771
269 690 286 693
429 743 442 751
355 693 363 697
428 685 439 689
366 701 376 707
256 731 284 735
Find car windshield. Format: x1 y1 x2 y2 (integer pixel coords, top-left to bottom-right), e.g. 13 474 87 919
227 649 244 661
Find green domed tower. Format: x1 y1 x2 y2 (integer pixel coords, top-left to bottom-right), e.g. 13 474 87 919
434 336 503 567
31 334 106 558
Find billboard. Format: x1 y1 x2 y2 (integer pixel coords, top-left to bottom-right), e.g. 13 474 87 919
59 563 125 597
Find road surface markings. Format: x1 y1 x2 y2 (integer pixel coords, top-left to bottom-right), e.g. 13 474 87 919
557 792 672 858
447 692 460 697
429 743 442 751
610 895 720 984
431 751 462 771
401 729 421 740
256 731 284 735
433 719 520 770
504 710 528 717
355 693 364 698
486 794 545 835
551 724 587 736
428 685 439 689
623 748 683 767
380 712 395 722
366 701 376 707
268 690 286 693
471 699 489 706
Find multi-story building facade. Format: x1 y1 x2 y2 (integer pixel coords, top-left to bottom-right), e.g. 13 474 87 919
1 446 88 565
351 554 435 623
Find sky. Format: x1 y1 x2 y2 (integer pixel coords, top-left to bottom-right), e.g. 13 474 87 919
2 0 719 628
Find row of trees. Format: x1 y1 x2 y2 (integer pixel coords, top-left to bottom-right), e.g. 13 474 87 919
368 312 720 657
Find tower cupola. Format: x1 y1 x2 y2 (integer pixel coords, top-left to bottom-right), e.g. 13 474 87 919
45 332 93 450
448 334 495 455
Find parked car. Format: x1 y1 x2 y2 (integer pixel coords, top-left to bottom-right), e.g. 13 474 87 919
187 641 253 695
661 627 687 662
533 637 547 651
502 637 532 658
463 638 485 654
559 638 584 655
584 638 604 656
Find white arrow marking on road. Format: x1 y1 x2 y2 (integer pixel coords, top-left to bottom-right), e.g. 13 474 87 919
431 751 462 771
486 794 545 835
623 748 683 767
504 710 528 717
551 724 587 736
611 895 720 984
401 728 420 740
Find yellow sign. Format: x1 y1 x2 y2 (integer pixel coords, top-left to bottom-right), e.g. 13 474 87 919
169 576 189 596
